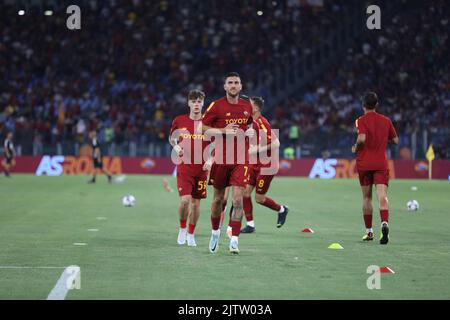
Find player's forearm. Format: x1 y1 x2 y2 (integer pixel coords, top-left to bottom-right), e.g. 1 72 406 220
353 140 364 152
168 136 177 148
201 124 225 135
206 143 215 162
390 137 399 145
257 139 280 154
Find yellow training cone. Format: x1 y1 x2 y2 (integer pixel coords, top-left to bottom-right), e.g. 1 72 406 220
328 243 344 250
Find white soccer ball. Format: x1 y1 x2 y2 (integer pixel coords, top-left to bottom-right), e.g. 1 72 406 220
122 195 136 207
407 200 419 211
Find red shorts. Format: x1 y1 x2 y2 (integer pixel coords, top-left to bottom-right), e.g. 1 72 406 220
248 166 274 194
358 169 390 186
207 164 247 189
177 170 208 199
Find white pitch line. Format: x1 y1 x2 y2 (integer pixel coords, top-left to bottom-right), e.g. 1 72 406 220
87 229 98 232
73 243 87 246
0 266 66 269
47 266 81 300
96 217 107 220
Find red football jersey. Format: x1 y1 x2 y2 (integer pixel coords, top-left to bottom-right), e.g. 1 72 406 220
202 97 253 165
355 112 397 171
170 114 208 174
252 115 275 168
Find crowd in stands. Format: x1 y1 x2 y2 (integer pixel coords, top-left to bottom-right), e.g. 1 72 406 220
273 0 450 158
0 0 448 159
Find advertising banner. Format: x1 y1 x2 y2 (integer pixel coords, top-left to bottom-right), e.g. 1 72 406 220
2 156 449 180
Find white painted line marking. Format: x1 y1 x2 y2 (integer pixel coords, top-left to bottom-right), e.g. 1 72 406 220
47 266 81 300
96 217 107 220
87 229 98 232
73 243 87 246
0 266 65 269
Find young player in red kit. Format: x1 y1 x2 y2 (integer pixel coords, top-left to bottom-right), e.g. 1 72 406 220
201 72 254 254
352 92 398 245
225 96 288 236
169 90 211 247
239 97 288 233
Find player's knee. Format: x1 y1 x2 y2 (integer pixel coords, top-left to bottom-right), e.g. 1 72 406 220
363 196 372 204
190 200 200 211
231 198 243 209
212 196 222 208
180 196 190 207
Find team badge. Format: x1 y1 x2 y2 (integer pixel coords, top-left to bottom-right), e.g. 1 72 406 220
244 111 249 116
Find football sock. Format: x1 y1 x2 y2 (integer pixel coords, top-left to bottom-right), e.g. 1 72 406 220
243 196 253 222
278 205 285 213
179 219 187 229
227 205 234 227
363 214 373 229
247 220 255 228
211 215 221 231
380 210 389 224
229 220 242 236
262 197 281 212
188 223 196 234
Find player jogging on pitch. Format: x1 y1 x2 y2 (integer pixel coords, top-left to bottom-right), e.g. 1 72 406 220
201 72 254 254
88 130 112 184
237 96 288 233
352 92 398 245
169 89 212 247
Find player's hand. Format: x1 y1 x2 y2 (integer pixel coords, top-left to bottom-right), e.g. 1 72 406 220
174 145 183 157
245 128 256 138
248 145 258 155
223 123 239 135
203 159 213 171
351 145 357 154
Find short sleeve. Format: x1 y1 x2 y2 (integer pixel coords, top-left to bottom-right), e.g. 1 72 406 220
262 118 272 143
202 102 217 127
356 118 367 134
388 120 397 140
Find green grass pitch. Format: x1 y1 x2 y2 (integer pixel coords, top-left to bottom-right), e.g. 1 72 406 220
0 174 449 299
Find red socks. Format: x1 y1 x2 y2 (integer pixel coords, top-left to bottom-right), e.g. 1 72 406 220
380 210 389 223
243 196 253 222
180 219 187 229
229 220 242 236
211 216 221 231
363 215 372 229
188 223 196 234
262 197 281 212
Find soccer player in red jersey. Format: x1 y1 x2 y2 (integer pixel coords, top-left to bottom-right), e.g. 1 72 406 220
352 92 398 245
239 97 288 233
201 72 254 254
169 90 211 247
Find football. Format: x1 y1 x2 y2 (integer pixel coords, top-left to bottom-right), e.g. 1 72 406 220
407 200 419 211
122 195 136 207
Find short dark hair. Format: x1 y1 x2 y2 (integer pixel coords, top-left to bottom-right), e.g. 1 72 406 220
187 89 205 101
250 96 265 110
363 92 378 109
223 72 241 83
